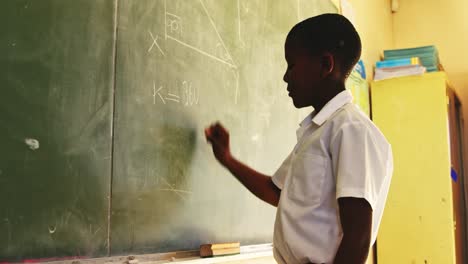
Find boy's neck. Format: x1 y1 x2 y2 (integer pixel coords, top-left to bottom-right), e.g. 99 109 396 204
312 81 346 113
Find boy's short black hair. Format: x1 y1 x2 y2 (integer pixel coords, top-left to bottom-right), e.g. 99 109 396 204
287 13 362 78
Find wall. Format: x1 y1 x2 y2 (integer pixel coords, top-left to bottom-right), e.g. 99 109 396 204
393 0 468 92
392 0 468 176
347 0 394 81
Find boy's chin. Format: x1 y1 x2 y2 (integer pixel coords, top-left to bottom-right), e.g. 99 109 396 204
291 99 308 109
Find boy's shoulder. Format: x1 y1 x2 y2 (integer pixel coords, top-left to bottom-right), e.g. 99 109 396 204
328 103 389 144
331 103 371 126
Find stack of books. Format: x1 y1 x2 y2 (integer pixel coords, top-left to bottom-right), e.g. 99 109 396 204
374 45 441 81
374 57 426 81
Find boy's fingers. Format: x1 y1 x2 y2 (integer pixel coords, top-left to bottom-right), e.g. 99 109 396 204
215 122 225 131
204 128 211 140
205 126 220 145
213 123 228 136
205 122 227 145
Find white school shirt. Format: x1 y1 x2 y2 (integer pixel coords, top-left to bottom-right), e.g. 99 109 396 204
272 90 393 264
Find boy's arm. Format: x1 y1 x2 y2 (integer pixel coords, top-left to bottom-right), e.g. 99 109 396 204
223 156 281 207
205 122 281 207
333 197 373 264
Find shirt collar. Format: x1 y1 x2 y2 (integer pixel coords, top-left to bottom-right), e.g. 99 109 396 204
299 112 314 128
311 89 353 126
296 90 353 140
296 113 312 141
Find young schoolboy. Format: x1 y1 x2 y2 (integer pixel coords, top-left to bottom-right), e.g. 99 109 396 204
205 14 393 264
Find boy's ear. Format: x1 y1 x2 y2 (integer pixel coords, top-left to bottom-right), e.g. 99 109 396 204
321 53 335 78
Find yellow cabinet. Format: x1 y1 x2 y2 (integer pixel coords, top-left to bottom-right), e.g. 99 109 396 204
371 72 466 264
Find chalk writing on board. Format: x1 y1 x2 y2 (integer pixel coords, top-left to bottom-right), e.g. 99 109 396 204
234 70 240 104
48 225 57 234
237 0 245 47
148 30 165 56
199 0 236 66
166 92 180 103
161 0 242 105
153 81 199 106
166 13 182 38
222 70 240 105
153 83 165 104
159 177 192 201
164 0 237 69
181 81 199 106
216 43 231 62
25 138 40 150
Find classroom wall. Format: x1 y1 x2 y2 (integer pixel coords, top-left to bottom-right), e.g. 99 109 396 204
347 0 394 80
392 0 468 170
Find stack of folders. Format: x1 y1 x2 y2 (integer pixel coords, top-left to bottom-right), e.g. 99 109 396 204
384 45 440 72
374 45 440 81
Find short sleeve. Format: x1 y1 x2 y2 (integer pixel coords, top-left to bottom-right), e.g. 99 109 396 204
272 153 293 190
330 123 389 210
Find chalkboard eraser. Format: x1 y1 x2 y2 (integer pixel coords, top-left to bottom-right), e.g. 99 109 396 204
199 242 240 258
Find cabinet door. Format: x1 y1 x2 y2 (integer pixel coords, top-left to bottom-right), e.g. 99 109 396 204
447 89 467 264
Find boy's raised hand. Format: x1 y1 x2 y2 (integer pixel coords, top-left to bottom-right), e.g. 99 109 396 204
205 122 281 207
205 122 232 165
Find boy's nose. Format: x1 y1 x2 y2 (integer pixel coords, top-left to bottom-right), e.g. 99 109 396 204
283 70 289 83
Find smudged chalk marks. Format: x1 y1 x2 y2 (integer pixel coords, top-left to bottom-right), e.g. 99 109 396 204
25 138 40 150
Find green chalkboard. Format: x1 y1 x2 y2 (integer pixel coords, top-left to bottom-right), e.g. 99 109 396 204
0 0 115 260
111 0 337 255
0 0 337 260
